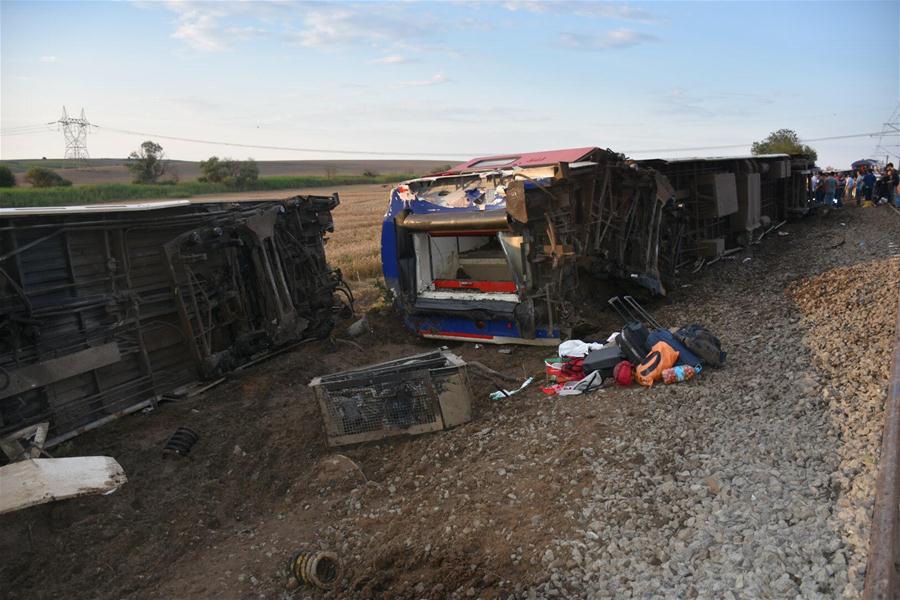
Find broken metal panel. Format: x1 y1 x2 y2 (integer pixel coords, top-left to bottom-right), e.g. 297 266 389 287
310 349 473 447
0 196 345 445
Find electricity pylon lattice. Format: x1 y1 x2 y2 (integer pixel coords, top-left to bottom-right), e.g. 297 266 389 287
50 106 93 161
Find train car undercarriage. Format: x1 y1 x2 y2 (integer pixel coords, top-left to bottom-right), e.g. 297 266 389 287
0 197 348 447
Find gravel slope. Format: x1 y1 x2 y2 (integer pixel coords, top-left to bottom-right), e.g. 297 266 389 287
527 208 899 599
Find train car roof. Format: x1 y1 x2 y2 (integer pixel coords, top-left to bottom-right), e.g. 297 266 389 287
638 153 792 165
0 200 192 217
443 147 598 175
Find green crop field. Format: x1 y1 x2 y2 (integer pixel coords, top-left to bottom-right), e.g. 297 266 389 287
0 174 412 207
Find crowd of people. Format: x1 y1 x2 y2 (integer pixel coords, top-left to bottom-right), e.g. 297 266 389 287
812 162 900 208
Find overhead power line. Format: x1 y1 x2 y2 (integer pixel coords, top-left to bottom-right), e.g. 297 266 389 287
4 116 893 158
94 125 474 157
91 124 890 157
621 132 889 154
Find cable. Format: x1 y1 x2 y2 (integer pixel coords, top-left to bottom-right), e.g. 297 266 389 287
92 123 893 158
621 132 888 154
5 117 894 158
95 125 475 157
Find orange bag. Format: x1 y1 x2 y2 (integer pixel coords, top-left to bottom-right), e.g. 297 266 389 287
635 341 679 387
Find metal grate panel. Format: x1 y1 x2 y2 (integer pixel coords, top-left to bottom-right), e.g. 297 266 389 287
321 371 441 438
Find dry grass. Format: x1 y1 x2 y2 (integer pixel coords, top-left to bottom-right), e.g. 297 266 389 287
325 183 395 283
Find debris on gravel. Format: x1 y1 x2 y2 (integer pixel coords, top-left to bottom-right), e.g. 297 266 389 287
0 208 897 600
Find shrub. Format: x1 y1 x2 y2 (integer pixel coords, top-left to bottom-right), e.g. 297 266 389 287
0 165 15 187
362 169 379 178
24 167 72 187
199 156 259 188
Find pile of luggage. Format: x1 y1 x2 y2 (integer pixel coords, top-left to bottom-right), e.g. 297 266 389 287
543 296 726 395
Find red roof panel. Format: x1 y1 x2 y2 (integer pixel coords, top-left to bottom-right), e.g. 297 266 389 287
443 147 598 175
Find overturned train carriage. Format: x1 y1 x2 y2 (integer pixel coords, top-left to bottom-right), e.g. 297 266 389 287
0 197 346 446
381 148 814 345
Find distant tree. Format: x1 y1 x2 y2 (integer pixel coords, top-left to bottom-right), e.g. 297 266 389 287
751 129 817 162
362 169 379 178
24 167 72 187
0 165 15 187
325 166 337 179
199 156 259 188
126 141 168 184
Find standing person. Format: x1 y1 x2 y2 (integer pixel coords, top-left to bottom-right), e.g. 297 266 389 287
856 168 866 206
810 172 819 203
835 173 845 204
880 163 899 207
815 172 826 204
862 166 877 205
824 172 838 206
844 171 855 205
879 163 898 204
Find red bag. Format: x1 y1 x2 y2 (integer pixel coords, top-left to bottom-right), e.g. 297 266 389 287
613 361 633 386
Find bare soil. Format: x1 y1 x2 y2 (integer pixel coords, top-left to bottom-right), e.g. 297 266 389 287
0 204 897 600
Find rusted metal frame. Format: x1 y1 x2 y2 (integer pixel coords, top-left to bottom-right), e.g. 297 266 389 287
6 224 29 368
0 228 64 263
46 374 150 420
590 165 611 252
862 301 900 600
161 243 206 373
182 265 213 358
594 174 617 250
18 273 130 298
268 237 296 315
61 230 109 418
617 189 641 265
116 230 157 400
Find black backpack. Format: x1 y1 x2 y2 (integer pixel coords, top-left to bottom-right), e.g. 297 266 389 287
675 324 726 367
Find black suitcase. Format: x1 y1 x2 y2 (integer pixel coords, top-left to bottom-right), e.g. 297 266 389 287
616 322 650 364
583 344 624 377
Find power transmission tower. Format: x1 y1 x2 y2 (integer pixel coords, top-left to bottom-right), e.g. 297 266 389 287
50 106 93 162
872 103 900 163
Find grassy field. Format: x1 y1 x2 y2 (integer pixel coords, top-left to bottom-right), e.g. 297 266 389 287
0 158 452 186
0 174 411 207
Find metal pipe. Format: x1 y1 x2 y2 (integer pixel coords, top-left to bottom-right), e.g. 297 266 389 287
396 210 509 232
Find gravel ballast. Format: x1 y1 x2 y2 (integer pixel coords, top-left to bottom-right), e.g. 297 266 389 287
528 209 899 599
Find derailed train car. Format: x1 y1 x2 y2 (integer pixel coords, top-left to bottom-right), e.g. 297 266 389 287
381 147 814 345
0 197 347 446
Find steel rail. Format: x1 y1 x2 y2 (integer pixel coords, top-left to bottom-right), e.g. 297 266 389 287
863 298 900 600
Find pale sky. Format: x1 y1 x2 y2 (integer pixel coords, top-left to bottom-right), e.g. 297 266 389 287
2 1 898 169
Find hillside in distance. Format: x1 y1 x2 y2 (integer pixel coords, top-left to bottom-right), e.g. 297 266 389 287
1 158 455 185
